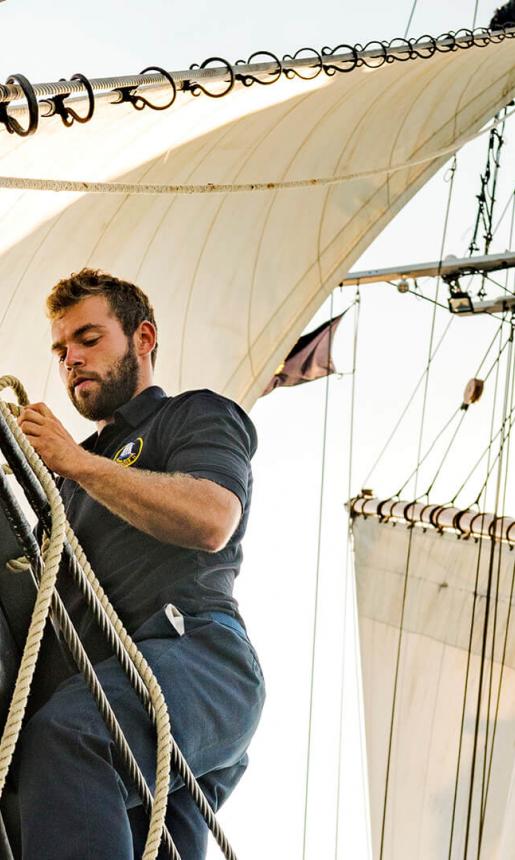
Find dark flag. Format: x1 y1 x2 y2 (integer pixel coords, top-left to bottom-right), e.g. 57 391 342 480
261 311 346 396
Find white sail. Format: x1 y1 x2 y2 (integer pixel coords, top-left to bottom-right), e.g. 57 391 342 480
353 511 515 859
0 37 512 436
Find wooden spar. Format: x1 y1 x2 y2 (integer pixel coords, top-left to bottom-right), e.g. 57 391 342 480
340 251 515 286
348 494 515 545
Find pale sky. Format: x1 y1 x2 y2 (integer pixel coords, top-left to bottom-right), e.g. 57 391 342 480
0 2 513 858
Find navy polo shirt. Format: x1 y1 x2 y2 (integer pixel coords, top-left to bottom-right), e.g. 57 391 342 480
58 386 257 663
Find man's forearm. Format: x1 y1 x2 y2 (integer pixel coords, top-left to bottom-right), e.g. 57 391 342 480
17 401 241 550
72 452 240 551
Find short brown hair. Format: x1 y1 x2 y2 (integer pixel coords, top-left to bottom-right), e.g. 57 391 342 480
46 268 158 367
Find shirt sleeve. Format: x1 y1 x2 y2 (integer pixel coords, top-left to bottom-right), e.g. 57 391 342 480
160 391 257 510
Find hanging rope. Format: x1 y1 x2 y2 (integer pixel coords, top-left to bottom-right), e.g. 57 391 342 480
478 325 515 853
0 114 511 198
394 319 510 500
403 0 420 37
302 291 336 860
379 155 458 859
462 319 514 859
363 317 455 486
0 377 239 860
478 341 515 841
447 314 508 859
334 289 365 860
475 184 515 848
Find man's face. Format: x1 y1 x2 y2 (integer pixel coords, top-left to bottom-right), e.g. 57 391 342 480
51 295 140 421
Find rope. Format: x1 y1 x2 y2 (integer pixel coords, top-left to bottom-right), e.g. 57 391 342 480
0 397 171 860
478 327 515 852
463 322 514 858
0 376 239 860
475 189 515 833
447 317 506 858
397 318 509 500
473 0 481 28
302 291 336 860
0 114 512 198
0 412 64 798
404 0 419 37
334 289 365 859
0 406 236 859
379 156 457 859
362 317 454 486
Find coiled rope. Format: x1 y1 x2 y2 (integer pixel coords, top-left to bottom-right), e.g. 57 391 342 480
0 375 238 860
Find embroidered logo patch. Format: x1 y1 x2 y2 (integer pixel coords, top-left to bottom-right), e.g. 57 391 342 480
113 436 144 467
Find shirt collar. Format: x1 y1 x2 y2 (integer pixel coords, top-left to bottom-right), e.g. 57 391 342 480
113 385 167 428
81 386 168 449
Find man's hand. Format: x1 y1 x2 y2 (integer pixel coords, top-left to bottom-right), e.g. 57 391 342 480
17 402 90 479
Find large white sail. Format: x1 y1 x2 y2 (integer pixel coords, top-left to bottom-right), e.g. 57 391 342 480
0 35 512 436
353 509 515 859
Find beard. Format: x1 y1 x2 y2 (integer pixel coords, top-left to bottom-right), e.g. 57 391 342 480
69 341 140 421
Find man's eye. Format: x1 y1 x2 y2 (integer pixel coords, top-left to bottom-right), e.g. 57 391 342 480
83 338 99 347
57 354 66 363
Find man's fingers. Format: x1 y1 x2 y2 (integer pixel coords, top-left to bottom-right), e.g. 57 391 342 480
18 420 44 437
18 408 46 425
28 402 54 417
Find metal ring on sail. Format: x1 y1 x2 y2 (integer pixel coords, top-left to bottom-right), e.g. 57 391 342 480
137 67 177 111
281 48 323 80
321 43 359 74
234 52 283 87
110 69 177 113
42 73 95 127
186 57 235 98
0 74 38 136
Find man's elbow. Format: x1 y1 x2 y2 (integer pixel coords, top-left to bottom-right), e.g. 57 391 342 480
201 510 241 552
201 525 232 553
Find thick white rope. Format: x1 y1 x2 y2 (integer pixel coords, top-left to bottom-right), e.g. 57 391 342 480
0 111 511 197
0 403 64 802
0 377 171 860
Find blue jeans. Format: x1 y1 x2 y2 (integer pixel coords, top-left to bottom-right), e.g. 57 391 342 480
15 610 265 859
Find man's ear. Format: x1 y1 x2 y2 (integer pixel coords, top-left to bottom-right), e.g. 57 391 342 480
136 321 157 358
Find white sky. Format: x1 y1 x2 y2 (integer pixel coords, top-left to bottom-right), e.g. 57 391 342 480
0 2 513 858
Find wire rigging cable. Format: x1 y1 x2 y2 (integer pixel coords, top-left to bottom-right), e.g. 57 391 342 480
462 321 514 859
447 317 507 860
378 154 458 859
302 291 336 860
334 289 365 860
393 320 511 500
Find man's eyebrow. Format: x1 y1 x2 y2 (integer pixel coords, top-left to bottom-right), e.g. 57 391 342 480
51 323 105 353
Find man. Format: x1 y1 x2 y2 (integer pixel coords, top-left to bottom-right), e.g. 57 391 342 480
15 268 265 859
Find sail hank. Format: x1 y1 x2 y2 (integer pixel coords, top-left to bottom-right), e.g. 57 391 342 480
350 494 515 544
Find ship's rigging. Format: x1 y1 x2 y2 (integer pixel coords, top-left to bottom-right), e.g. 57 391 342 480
0 12 513 860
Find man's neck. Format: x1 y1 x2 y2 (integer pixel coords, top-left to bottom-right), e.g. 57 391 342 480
95 379 154 434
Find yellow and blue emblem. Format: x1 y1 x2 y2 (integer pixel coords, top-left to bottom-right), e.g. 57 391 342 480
113 437 144 467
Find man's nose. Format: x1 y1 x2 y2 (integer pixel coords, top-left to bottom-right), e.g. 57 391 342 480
64 346 85 370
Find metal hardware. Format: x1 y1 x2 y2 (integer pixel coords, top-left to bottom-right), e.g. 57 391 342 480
112 66 177 111
186 58 234 98
235 52 282 87
44 73 95 127
0 27 511 138
0 74 38 136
